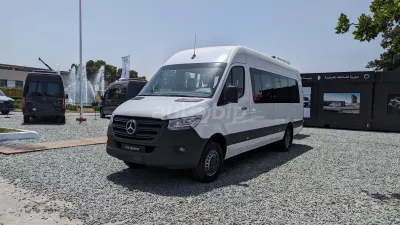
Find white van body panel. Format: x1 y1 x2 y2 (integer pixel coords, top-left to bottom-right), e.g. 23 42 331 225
113 96 211 120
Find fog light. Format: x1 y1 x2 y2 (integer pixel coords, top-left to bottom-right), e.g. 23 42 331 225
176 147 186 152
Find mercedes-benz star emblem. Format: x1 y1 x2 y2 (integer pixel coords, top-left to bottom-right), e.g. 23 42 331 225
126 120 137 135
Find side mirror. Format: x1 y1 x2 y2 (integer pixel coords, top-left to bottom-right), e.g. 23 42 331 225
224 85 238 104
65 94 69 99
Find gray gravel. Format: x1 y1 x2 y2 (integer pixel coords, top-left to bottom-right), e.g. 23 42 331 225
0 127 400 224
0 111 109 146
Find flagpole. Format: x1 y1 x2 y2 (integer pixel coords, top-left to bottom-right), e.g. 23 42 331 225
77 0 86 122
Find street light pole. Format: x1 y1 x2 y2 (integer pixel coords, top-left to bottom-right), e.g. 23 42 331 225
77 0 86 122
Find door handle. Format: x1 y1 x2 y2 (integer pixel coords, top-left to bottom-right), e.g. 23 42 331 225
241 106 247 111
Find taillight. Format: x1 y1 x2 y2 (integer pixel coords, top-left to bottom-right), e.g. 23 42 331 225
22 97 25 108
62 97 66 109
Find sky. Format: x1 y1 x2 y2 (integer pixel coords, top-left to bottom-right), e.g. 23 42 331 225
0 0 381 79
324 93 361 103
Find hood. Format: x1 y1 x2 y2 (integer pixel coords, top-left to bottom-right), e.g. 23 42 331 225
0 96 14 102
112 96 211 120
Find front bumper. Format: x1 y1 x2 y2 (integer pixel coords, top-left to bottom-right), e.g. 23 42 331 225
106 121 208 169
0 101 14 111
22 108 65 117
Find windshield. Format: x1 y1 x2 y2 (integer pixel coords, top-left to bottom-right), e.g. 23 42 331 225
0 90 4 96
27 82 63 97
139 63 227 98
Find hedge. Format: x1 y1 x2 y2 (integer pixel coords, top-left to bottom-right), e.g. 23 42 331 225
0 87 23 99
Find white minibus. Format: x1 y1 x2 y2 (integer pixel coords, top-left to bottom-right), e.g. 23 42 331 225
106 46 304 182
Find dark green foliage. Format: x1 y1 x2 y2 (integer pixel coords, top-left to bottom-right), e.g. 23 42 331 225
335 0 400 71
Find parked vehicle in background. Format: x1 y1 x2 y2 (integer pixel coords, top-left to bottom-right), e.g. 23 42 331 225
99 78 147 118
0 90 15 115
22 71 68 123
106 45 304 182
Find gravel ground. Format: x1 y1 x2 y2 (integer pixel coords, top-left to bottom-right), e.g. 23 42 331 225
0 127 400 224
0 111 109 146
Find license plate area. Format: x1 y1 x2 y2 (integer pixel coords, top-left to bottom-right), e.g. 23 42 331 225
121 143 144 153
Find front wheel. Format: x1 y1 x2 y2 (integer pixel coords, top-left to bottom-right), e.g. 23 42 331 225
192 142 224 183
1 110 9 115
23 116 30 123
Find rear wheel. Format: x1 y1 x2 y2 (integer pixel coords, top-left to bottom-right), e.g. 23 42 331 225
277 126 293 152
124 160 145 169
1 110 9 115
60 116 66 124
23 116 30 123
100 108 105 118
192 142 223 183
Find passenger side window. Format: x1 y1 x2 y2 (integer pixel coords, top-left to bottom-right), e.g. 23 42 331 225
225 66 245 98
107 88 117 99
274 76 299 103
250 68 299 104
261 72 273 103
250 68 273 103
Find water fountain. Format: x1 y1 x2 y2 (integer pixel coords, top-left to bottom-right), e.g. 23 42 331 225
92 65 105 98
66 64 105 105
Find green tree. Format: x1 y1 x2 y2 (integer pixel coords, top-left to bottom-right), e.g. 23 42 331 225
86 60 106 81
335 0 400 71
117 68 139 78
104 64 118 84
139 76 147 81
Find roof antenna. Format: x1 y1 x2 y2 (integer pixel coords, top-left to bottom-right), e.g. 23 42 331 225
191 35 196 59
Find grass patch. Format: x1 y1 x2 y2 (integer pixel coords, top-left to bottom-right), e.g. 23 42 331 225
0 128 21 133
66 104 100 113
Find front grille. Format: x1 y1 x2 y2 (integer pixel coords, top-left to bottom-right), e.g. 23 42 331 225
112 115 167 141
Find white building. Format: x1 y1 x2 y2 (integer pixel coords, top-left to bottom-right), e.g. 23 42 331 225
0 63 70 88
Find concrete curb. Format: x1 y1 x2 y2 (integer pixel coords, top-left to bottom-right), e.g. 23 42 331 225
0 129 39 141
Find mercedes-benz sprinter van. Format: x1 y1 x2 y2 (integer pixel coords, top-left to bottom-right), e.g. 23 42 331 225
22 71 67 123
106 46 304 182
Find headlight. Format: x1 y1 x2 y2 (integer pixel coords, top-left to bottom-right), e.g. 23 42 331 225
168 115 202 130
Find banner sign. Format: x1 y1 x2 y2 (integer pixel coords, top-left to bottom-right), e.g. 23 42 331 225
121 55 130 80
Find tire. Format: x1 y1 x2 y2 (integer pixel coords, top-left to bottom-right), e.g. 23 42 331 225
1 110 9 115
123 160 145 169
23 116 30 123
100 108 106 118
60 116 66 124
192 141 224 183
277 126 293 152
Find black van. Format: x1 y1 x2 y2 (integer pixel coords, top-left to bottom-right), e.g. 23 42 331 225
99 78 147 118
22 71 67 123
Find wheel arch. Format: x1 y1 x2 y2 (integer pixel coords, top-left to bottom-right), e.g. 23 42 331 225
208 133 227 158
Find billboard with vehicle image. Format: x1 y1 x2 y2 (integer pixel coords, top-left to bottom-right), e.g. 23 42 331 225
323 93 360 114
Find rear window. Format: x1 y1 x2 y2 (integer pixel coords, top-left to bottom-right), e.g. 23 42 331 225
26 82 63 97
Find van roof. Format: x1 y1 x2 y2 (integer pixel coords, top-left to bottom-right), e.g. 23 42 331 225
163 45 299 72
26 72 63 82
